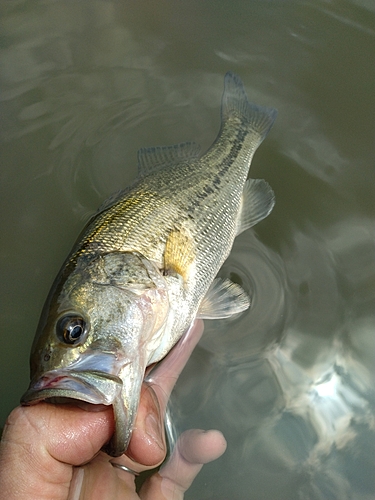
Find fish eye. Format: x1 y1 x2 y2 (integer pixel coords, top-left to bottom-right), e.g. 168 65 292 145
56 315 88 345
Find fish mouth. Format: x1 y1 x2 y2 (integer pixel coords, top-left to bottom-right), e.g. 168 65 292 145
21 370 123 407
21 369 129 457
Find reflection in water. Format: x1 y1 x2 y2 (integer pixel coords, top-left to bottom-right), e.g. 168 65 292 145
200 231 287 361
174 218 374 499
1 1 374 499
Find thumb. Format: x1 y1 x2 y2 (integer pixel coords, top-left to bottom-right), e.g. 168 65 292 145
0 404 114 500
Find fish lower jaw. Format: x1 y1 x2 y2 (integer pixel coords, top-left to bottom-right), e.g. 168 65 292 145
21 370 123 407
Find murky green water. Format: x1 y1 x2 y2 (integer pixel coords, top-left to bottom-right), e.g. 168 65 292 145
1 1 374 498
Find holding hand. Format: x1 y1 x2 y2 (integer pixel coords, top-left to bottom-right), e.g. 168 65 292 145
0 321 226 499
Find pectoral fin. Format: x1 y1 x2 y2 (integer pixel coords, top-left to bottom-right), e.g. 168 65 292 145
236 178 275 236
164 229 195 281
197 278 250 319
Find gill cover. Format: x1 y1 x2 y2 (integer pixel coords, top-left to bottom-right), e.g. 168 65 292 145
22 251 170 456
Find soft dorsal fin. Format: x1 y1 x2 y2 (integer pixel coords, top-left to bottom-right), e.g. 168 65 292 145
197 277 250 319
137 142 201 177
236 178 275 236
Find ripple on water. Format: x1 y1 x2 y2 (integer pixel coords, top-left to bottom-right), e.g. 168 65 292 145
199 229 288 363
244 218 375 499
177 218 374 500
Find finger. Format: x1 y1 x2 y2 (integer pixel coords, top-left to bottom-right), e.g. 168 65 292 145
125 320 204 467
68 453 138 500
43 404 114 465
0 404 114 500
122 382 166 467
145 319 204 410
139 429 227 500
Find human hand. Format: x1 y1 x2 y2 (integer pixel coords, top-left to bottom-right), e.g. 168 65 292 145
0 321 226 499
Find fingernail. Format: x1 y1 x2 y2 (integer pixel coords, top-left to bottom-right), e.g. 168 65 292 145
145 412 164 451
67 467 84 500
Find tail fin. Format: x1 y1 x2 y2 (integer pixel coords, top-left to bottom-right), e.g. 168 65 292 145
221 71 277 142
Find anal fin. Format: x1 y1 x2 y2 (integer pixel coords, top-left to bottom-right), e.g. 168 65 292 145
197 278 250 319
236 178 275 236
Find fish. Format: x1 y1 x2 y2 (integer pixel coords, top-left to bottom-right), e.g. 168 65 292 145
21 72 277 457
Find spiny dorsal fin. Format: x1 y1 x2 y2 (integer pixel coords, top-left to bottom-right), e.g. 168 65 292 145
137 142 201 177
95 186 132 214
197 278 250 319
236 178 275 236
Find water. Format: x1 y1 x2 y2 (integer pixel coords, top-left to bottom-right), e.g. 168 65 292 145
1 1 374 498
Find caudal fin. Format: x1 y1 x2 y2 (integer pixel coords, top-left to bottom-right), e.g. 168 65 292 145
221 71 277 142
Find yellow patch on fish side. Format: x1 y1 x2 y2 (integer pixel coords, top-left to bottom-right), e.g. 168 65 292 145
164 229 195 281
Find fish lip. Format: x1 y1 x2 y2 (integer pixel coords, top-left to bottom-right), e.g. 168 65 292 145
21 369 131 457
21 370 123 407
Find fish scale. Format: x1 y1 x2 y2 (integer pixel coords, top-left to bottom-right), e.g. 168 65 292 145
21 72 277 456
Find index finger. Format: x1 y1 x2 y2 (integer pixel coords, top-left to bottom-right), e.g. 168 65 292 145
145 320 204 411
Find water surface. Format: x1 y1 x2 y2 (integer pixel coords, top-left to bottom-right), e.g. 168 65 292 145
1 1 374 499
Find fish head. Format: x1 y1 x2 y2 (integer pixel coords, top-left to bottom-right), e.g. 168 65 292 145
21 251 170 456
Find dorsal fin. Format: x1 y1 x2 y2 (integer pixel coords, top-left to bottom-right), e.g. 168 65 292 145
95 185 132 214
95 142 201 215
137 142 201 177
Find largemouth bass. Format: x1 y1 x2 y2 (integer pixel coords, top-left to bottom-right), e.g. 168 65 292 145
21 72 277 457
